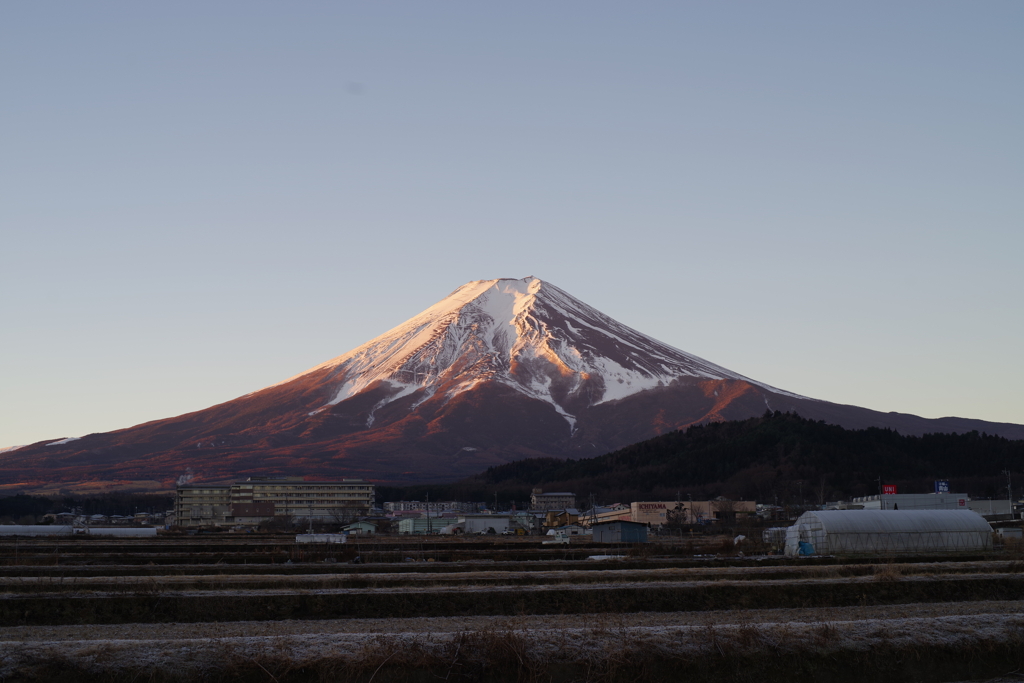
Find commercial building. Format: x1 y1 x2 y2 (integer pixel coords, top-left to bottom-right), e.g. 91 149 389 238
175 477 375 528
851 493 970 511
590 500 757 526
849 493 1014 520
967 499 1014 519
586 505 632 525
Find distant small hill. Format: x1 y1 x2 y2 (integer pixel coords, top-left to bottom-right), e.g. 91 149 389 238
381 412 1024 505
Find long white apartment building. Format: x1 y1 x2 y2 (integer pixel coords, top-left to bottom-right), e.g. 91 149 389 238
175 476 375 528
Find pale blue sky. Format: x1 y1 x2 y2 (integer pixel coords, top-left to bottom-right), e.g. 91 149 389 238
2 2 1022 448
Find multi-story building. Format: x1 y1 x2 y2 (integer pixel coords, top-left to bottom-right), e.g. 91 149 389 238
529 489 576 511
175 477 375 528
174 485 232 527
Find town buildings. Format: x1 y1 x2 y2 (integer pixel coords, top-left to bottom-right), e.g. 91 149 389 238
847 493 1014 520
384 500 482 514
589 500 757 526
175 477 374 528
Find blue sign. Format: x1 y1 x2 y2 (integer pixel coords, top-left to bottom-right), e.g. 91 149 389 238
935 480 950 493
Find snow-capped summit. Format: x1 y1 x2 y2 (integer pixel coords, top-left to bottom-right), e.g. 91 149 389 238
281 276 793 431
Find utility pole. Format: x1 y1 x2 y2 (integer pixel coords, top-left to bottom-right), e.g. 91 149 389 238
1004 470 1013 519
426 492 431 534
876 476 884 511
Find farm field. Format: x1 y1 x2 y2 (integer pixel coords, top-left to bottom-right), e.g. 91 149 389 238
2 534 1024 682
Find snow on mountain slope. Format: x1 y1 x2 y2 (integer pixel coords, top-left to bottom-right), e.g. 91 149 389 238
271 277 807 430
6 275 1024 491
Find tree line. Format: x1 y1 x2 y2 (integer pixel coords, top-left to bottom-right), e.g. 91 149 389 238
381 411 1024 506
0 492 174 523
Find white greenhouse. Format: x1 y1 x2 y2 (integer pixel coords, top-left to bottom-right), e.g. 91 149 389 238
86 527 157 537
784 510 993 557
0 525 74 537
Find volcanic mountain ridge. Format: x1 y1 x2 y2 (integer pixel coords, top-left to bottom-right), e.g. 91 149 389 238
4 276 1023 490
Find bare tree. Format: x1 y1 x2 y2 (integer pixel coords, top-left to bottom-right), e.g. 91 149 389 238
711 498 737 522
666 503 688 528
329 505 362 526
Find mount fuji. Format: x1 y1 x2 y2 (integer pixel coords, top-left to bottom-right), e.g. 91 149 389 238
4 276 1023 489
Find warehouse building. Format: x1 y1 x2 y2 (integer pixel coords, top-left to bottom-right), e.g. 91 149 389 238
175 477 375 528
408 514 513 535
847 493 1013 520
784 510 992 557
592 520 648 543
967 499 1014 519
631 500 757 525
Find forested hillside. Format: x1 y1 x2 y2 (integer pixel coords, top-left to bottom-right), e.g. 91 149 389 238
381 412 1024 505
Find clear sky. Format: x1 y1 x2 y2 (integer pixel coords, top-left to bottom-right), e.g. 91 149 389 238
2 2 1022 449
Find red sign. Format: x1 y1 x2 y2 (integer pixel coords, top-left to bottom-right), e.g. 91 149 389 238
958 498 966 507
882 485 898 495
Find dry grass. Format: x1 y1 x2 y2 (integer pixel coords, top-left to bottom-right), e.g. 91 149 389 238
11 614 1024 682
872 563 907 582
6 538 1024 681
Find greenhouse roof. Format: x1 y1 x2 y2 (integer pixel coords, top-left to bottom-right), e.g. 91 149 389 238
800 510 991 534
